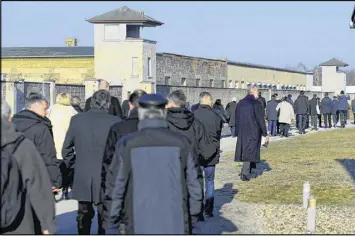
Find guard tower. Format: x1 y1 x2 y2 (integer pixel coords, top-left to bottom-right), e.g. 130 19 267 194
319 58 348 93
87 6 163 98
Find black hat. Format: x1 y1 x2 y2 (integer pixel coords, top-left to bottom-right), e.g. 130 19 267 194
138 94 168 109
340 90 345 95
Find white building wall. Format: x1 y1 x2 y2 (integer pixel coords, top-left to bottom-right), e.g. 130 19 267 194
306 74 313 91
321 66 347 92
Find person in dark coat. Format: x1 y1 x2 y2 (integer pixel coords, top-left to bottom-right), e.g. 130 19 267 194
106 94 202 234
331 96 339 127
287 94 294 106
294 91 309 134
165 89 218 222
316 97 322 128
265 95 279 136
225 98 238 137
257 91 267 110
62 90 121 235
1 101 56 235
191 103 200 112
121 99 130 118
352 97 355 124
337 90 351 128
321 92 332 128
194 92 223 218
234 86 268 182
71 96 83 113
12 93 62 190
213 99 229 123
308 94 319 130
185 101 191 111
102 89 147 233
84 79 123 119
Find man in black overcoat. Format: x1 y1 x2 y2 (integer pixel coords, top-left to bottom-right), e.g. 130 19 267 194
84 79 123 119
234 86 268 181
62 90 121 234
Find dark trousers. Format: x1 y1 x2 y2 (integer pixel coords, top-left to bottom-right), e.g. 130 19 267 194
230 126 236 137
353 112 355 123
311 115 318 129
332 112 339 126
323 113 332 128
317 114 322 127
201 166 215 215
268 120 277 136
339 110 347 127
77 201 105 235
297 114 307 132
241 161 257 177
279 123 290 137
276 121 280 134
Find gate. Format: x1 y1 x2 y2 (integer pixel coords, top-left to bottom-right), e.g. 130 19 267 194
55 84 86 108
109 86 123 101
15 81 51 113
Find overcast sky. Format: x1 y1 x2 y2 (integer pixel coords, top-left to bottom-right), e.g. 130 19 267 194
2 1 355 69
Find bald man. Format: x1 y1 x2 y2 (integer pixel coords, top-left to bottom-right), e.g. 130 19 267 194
84 79 123 118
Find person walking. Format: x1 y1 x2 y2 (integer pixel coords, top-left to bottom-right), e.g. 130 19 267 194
213 99 229 123
12 92 62 191
352 96 355 124
71 96 83 113
84 79 123 119
62 90 121 234
1 101 56 235
234 86 268 181
331 96 339 127
106 94 202 234
337 90 351 128
316 97 322 128
194 92 223 218
226 98 238 137
265 95 278 136
294 91 309 134
321 92 332 128
48 93 78 200
276 97 295 137
121 99 130 118
309 94 319 130
287 94 294 106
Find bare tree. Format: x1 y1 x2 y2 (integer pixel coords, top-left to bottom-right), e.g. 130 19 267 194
346 69 355 86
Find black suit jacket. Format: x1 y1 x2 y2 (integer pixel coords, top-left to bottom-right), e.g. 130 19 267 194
85 96 123 118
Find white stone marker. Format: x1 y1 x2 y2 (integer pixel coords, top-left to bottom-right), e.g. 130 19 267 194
303 181 310 208
307 196 316 233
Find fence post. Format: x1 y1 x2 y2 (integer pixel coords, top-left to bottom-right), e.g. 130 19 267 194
5 81 17 116
44 79 56 106
84 78 99 99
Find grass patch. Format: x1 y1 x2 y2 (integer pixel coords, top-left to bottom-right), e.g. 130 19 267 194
230 127 355 205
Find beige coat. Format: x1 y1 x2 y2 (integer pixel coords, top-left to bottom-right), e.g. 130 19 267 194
48 104 77 159
276 101 295 124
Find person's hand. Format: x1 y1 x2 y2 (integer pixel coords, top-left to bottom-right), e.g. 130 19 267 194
52 187 60 193
265 135 270 144
42 230 50 235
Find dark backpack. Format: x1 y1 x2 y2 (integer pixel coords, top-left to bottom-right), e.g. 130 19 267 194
1 136 26 231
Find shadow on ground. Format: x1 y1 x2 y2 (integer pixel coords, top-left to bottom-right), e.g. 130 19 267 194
56 209 99 234
254 160 272 177
196 183 239 234
336 158 355 182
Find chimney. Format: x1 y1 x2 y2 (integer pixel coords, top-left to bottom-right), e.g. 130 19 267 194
65 38 78 47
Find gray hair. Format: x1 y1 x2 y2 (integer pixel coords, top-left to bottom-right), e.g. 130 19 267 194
1 100 11 119
167 90 187 107
71 96 81 106
138 107 167 121
247 85 257 95
25 93 47 109
90 90 111 110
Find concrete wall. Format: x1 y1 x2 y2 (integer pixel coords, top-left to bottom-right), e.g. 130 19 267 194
156 53 227 88
306 74 313 91
346 86 355 94
1 58 94 84
227 63 307 89
321 66 347 93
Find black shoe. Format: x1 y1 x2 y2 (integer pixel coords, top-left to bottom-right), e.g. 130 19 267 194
240 174 250 181
205 213 214 218
198 213 205 222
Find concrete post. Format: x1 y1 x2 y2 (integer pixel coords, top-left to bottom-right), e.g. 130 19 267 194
84 79 99 99
44 80 56 106
307 196 316 233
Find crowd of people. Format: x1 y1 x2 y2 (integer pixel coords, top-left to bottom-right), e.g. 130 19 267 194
1 78 355 234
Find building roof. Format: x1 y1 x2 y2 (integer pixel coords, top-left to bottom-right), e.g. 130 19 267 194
87 6 163 26
227 60 312 75
1 47 94 58
319 58 348 67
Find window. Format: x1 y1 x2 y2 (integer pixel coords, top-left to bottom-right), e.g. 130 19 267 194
221 80 225 88
148 58 152 78
209 79 214 87
132 57 138 76
165 76 170 85
181 78 187 86
235 81 239 88
196 79 200 87
229 80 233 88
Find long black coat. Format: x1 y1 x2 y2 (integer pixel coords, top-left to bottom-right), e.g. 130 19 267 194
85 96 123 119
62 109 121 202
309 97 318 116
226 101 237 127
234 95 267 163
121 100 130 118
